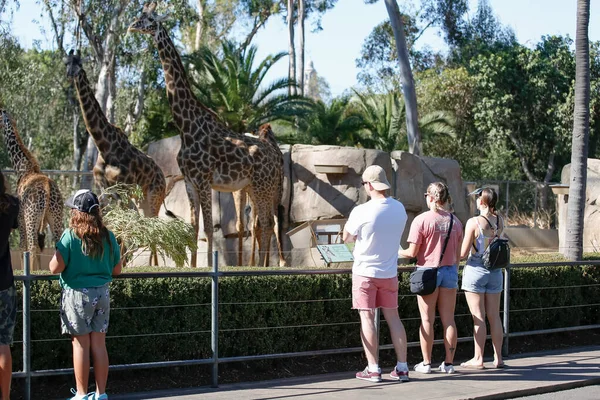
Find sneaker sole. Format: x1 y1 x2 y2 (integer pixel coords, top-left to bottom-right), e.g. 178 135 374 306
390 375 410 382
356 376 382 383
414 369 432 374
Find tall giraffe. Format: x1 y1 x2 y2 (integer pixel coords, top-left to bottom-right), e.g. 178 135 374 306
65 50 169 265
0 109 64 270
129 2 286 267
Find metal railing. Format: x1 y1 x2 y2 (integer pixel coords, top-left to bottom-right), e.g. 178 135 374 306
12 252 600 399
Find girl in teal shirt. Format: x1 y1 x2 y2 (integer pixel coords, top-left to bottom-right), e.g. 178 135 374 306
50 190 121 400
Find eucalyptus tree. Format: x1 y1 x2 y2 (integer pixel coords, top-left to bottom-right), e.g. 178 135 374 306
364 0 421 155
186 40 312 134
565 0 591 261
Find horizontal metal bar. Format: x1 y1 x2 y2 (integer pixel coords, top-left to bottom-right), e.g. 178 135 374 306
508 324 600 338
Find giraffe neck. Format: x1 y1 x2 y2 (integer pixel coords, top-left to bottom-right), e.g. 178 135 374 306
74 69 117 153
154 26 217 136
1 111 40 180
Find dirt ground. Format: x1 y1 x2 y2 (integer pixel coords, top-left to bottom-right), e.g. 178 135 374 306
12 329 600 400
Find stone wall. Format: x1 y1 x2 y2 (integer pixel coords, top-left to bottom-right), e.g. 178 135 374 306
146 136 469 267
559 159 600 254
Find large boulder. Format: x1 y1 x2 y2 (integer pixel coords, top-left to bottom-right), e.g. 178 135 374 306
559 159 600 253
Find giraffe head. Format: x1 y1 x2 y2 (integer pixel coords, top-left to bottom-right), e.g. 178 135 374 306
64 49 83 81
128 2 168 37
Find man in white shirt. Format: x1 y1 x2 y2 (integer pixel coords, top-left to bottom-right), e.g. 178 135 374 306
343 165 409 382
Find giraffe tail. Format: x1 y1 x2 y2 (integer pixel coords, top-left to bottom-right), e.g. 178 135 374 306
163 174 184 219
38 233 46 251
38 177 52 251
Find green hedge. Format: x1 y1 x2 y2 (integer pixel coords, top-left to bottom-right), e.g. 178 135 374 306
10 264 600 371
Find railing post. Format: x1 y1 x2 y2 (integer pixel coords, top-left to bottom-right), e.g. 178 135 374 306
22 252 31 400
502 266 511 357
211 251 219 388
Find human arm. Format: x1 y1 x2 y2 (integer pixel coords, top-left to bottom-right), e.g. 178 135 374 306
399 242 420 259
112 260 123 276
342 229 356 243
460 218 477 260
49 251 65 274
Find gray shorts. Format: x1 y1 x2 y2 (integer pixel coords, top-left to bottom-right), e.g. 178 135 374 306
461 265 503 294
60 284 110 336
0 286 17 345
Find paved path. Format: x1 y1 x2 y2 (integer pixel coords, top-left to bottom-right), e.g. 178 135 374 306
114 346 600 400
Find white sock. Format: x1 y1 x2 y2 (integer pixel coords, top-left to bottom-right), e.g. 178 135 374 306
96 392 105 398
73 395 87 400
368 363 380 373
396 361 408 371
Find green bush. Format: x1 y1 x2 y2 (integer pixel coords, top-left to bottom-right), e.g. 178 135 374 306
10 262 600 372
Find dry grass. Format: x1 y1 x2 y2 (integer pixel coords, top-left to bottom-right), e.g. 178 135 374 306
504 207 555 229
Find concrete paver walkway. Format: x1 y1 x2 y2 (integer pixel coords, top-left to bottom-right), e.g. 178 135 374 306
114 346 600 400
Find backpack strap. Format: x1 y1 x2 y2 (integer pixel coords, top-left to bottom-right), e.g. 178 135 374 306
438 214 454 266
480 215 499 238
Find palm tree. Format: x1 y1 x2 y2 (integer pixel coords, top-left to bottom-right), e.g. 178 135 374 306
349 90 455 152
186 40 310 133
296 96 364 145
565 0 591 260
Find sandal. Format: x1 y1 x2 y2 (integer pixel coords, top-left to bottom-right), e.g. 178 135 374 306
460 361 485 370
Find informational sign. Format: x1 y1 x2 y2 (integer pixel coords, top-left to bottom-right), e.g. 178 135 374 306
317 244 354 263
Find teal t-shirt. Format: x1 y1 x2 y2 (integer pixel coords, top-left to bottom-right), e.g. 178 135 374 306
56 228 121 289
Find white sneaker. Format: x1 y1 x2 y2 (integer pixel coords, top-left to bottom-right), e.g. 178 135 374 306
413 361 432 374
439 361 455 374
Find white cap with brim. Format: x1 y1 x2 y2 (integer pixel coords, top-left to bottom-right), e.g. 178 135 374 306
362 165 391 191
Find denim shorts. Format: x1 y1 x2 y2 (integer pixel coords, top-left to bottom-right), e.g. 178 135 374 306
60 284 110 336
436 265 458 289
461 265 503 294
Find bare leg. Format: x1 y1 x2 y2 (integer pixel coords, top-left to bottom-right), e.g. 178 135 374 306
417 289 439 364
72 334 91 396
358 310 379 365
0 345 12 400
381 308 407 363
485 292 504 367
90 332 108 395
464 291 486 366
437 287 458 364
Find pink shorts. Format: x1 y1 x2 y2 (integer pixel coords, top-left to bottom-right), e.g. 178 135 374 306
352 275 399 310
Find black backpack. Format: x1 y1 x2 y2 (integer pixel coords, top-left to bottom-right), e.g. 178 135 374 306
479 215 510 270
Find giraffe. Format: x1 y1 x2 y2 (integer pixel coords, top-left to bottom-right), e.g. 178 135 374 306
0 109 64 270
129 2 286 267
247 124 286 267
65 49 169 265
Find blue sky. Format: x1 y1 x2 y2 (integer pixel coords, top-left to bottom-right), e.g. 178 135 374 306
9 0 600 96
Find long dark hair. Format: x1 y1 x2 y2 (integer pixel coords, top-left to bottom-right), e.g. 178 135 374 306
0 170 11 214
69 208 112 259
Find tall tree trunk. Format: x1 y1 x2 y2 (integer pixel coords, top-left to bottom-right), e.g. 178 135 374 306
565 0 591 260
124 66 146 136
298 0 305 96
384 0 421 155
287 0 296 96
194 0 205 51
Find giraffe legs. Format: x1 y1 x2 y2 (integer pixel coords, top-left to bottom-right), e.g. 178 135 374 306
184 177 201 267
197 182 213 268
233 190 246 266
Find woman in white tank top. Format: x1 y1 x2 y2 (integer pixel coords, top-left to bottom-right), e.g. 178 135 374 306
459 187 505 369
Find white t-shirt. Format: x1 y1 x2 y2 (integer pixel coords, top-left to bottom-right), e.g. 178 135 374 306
344 197 408 278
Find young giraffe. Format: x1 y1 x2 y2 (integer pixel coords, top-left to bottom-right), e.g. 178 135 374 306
0 109 64 270
129 2 286 267
247 124 286 267
65 50 168 265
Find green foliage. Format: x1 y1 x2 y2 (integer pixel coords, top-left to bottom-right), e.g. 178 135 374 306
0 35 73 170
186 40 312 133
10 259 600 372
100 184 197 268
